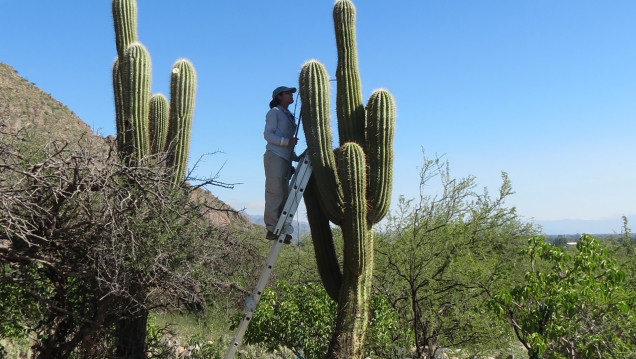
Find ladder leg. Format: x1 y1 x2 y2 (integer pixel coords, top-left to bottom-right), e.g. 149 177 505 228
224 154 312 359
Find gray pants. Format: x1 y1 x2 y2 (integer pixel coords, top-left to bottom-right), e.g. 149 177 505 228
263 150 291 232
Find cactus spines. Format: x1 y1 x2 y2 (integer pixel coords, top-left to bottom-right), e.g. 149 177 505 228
299 0 395 357
112 0 137 59
121 42 151 160
149 93 169 154
166 59 196 186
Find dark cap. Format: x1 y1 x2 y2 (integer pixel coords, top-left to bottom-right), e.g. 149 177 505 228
272 86 297 99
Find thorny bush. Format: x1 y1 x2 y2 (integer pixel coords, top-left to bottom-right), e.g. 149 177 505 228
0 127 256 357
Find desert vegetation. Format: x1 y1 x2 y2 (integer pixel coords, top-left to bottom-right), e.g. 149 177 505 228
1 0 634 357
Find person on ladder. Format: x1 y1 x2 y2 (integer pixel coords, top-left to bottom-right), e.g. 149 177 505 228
263 85 298 244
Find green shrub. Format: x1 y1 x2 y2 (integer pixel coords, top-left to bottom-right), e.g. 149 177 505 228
241 280 335 359
240 280 408 359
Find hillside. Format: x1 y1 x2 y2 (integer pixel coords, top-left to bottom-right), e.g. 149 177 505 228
0 61 250 227
0 63 96 144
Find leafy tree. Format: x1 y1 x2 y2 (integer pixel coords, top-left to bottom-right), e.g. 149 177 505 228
374 152 537 358
490 235 634 358
549 236 568 249
364 294 412 358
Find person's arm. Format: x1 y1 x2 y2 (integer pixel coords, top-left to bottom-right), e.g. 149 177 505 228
264 109 289 146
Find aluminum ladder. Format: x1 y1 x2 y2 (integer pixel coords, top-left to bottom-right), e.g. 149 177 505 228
224 152 312 359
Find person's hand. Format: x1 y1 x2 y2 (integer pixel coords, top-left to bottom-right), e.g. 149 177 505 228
288 138 298 147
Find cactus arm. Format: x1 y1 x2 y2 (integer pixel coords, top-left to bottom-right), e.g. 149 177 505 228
333 0 365 146
121 42 151 160
112 0 137 58
166 59 196 186
365 89 395 224
112 57 127 155
336 143 368 277
149 93 169 154
304 176 343 302
299 60 345 223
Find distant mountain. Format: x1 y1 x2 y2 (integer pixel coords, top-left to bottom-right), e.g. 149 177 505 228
249 214 635 239
535 215 634 236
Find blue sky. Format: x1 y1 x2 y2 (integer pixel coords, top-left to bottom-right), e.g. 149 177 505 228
1 1 634 234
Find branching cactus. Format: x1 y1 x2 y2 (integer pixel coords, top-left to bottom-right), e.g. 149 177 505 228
111 0 196 186
299 1 396 358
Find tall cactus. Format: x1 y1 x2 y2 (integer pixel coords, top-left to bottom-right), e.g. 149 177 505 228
111 0 196 186
299 1 395 358
110 1 197 356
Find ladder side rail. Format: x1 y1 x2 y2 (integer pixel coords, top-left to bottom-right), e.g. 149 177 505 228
251 158 312 301
224 154 312 359
273 154 312 236
224 241 284 359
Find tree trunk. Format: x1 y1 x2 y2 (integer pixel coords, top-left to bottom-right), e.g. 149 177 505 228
116 309 148 359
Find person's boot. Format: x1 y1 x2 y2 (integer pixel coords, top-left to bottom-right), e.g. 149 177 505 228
266 231 292 244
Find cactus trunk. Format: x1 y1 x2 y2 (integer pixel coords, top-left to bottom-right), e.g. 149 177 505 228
328 244 373 359
299 1 396 358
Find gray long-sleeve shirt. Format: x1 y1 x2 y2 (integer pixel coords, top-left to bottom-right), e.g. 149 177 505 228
264 105 297 161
